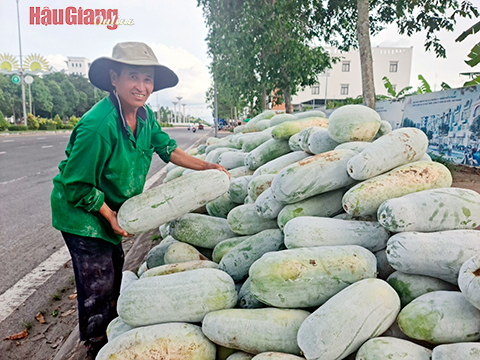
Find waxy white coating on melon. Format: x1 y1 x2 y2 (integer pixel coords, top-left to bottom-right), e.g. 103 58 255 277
347 128 428 180
163 242 208 264
206 147 240 164
245 139 292 170
397 291 480 344
140 260 219 278
207 194 239 219
272 117 328 140
294 110 326 120
255 188 284 219
227 204 278 235
307 128 340 154
206 142 240 155
229 166 255 179
227 352 255 360
342 161 453 216
159 222 170 238
242 128 275 152
202 308 310 355
169 213 237 249
248 174 276 201
252 353 304 359
120 270 138 293
229 176 253 204
256 120 271 132
378 187 480 232
219 229 284 282
220 152 249 170
459 255 480 310
335 141 370 153
118 170 230 234
289 133 302 151
249 246 376 308
271 149 357 204
298 126 325 152
117 268 237 327
355 337 432 360
432 343 480 360
146 236 178 268
106 316 133 341
387 271 457 307
97 322 216 360
270 113 296 127
386 230 480 284
276 188 345 230
253 151 310 178
238 277 266 309
284 217 390 252
163 166 187 183
212 236 251 263
297 278 400 360
327 104 381 143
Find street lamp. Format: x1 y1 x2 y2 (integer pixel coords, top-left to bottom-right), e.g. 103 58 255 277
15 0 27 125
172 101 178 123
176 96 183 123
182 104 186 125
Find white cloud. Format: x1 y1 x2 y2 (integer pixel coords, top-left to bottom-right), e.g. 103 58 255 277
45 54 68 72
148 43 212 120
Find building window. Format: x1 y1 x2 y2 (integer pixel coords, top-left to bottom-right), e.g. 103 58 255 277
340 84 349 95
311 84 320 95
79 63 82 67
390 61 398 72
342 61 350 72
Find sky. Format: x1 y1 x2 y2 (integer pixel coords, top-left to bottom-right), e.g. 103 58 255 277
0 0 478 121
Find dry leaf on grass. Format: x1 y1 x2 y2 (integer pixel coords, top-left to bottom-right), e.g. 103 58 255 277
35 312 46 324
4 328 28 340
60 309 75 317
68 294 77 300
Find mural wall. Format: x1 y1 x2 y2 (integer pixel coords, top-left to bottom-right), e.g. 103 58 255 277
376 86 480 166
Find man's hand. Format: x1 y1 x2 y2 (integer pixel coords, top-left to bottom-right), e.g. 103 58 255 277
205 162 231 178
99 203 134 238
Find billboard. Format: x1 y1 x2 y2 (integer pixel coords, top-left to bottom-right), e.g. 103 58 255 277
375 100 405 130
402 86 480 166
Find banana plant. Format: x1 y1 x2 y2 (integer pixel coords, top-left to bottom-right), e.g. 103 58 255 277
456 20 480 86
382 76 413 98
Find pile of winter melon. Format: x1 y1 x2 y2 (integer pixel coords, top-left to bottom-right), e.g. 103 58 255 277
101 105 480 360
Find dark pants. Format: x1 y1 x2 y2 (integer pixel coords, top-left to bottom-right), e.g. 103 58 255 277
62 232 124 341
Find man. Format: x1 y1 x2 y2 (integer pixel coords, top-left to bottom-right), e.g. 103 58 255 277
50 42 228 358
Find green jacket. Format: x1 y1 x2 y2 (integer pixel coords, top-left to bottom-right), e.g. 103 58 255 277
51 93 177 244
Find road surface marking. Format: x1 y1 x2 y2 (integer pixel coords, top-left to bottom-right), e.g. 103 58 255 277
37 137 46 140
0 246 70 323
0 176 28 186
0 152 5 155
41 145 53 149
2 140 14 143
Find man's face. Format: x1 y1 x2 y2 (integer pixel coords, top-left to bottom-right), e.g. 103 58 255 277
110 65 154 110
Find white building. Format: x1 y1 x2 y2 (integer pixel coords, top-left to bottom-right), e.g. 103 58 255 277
66 57 90 77
292 46 413 109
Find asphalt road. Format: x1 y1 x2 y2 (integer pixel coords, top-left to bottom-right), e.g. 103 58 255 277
0 127 210 295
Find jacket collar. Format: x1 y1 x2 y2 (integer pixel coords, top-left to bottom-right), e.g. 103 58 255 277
109 91 147 138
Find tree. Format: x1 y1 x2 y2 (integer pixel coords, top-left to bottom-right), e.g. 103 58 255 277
382 76 413 99
313 0 478 109
60 79 79 117
31 77 53 117
456 20 480 86
48 81 67 118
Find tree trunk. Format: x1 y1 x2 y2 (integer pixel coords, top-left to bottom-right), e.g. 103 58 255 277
261 84 267 110
284 88 293 114
356 0 375 109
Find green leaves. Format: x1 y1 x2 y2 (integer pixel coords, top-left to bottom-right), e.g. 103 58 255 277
465 43 480 68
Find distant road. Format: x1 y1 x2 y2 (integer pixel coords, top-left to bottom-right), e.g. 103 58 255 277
0 127 209 295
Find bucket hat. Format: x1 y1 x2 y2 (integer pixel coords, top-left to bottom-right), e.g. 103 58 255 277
88 42 178 92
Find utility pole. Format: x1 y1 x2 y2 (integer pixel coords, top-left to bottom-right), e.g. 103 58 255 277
214 80 218 138
172 101 178 123
176 96 183 123
16 0 27 125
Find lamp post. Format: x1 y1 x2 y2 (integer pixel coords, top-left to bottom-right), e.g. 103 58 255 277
172 101 178 123
15 0 27 125
182 104 186 125
176 96 183 123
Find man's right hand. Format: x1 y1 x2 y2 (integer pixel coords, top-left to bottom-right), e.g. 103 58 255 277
99 203 134 237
